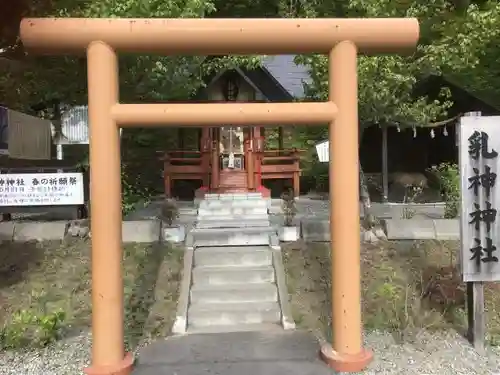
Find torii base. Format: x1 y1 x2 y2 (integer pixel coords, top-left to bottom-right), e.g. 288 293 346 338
84 352 134 375
319 344 373 373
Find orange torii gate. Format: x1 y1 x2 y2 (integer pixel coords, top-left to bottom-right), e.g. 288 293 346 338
20 18 419 375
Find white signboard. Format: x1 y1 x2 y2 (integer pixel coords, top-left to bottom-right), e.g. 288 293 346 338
0 173 84 206
315 140 329 163
459 116 500 282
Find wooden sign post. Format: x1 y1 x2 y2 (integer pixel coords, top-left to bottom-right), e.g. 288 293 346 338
459 112 500 353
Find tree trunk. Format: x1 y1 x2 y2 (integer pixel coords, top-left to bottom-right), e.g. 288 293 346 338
359 126 375 228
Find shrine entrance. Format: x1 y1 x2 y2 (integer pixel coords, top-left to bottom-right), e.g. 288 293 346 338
20 17 419 375
219 126 245 170
218 126 251 192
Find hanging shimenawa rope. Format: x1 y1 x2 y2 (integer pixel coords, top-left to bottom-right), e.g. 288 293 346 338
395 113 464 138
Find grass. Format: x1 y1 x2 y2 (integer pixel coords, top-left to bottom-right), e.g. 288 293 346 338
282 239 500 345
0 238 183 351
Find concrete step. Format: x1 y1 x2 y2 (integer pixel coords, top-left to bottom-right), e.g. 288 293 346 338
197 206 268 216
199 199 268 210
194 246 273 267
186 322 283 334
189 227 274 247
190 283 278 304
195 218 270 229
205 193 263 200
187 301 281 328
192 265 275 285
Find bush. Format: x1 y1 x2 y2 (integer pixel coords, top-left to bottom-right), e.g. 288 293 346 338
281 190 297 226
427 163 459 218
122 167 152 217
310 162 329 193
160 198 180 227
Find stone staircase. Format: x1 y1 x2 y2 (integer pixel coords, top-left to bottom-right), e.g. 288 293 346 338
195 192 270 229
183 192 290 334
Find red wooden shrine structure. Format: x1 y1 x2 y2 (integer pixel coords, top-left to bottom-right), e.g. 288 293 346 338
161 126 302 198
160 69 303 198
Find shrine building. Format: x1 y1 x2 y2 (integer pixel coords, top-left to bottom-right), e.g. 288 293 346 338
161 55 309 199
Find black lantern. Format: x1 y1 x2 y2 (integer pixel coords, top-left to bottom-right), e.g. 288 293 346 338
222 73 239 101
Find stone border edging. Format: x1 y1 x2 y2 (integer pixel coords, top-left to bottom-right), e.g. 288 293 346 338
272 249 296 330
172 247 194 335
382 218 459 240
0 221 69 242
0 219 186 243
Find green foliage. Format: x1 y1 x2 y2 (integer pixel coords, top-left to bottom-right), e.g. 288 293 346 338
75 153 152 217
0 308 66 350
122 166 152 217
401 186 423 219
428 162 460 218
309 162 329 192
295 1 500 128
0 0 263 111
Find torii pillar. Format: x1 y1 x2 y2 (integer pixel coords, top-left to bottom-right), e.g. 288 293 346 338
19 17 419 374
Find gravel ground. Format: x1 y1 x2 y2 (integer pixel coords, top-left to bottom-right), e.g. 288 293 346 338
1 330 500 374
0 331 92 375
364 330 500 375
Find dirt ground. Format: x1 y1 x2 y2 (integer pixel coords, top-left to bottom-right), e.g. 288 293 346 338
282 240 500 345
0 238 183 350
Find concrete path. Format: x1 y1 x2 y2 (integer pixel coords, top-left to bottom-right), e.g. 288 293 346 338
133 330 334 375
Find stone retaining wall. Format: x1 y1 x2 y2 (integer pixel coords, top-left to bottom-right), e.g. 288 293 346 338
300 218 460 242
0 219 167 243
383 218 459 240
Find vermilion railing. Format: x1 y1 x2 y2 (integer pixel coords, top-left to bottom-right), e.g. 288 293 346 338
160 148 304 197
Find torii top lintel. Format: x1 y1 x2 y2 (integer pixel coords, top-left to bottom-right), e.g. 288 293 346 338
20 18 419 55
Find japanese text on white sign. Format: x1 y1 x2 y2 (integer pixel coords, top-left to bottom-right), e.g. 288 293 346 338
0 172 84 206
460 116 500 282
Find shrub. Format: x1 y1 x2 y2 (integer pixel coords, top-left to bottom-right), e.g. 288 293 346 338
160 198 180 227
427 163 459 218
281 190 297 227
121 167 152 217
0 309 66 350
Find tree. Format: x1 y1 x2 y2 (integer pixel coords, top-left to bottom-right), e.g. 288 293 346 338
289 0 500 224
0 0 263 111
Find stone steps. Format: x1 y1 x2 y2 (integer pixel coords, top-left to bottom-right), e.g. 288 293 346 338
195 192 271 230
193 246 273 267
197 206 268 216
187 227 275 248
190 282 278 304
186 322 283 335
204 193 263 200
188 301 281 329
195 217 271 229
187 245 283 333
199 199 268 209
184 193 284 334
192 265 275 285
